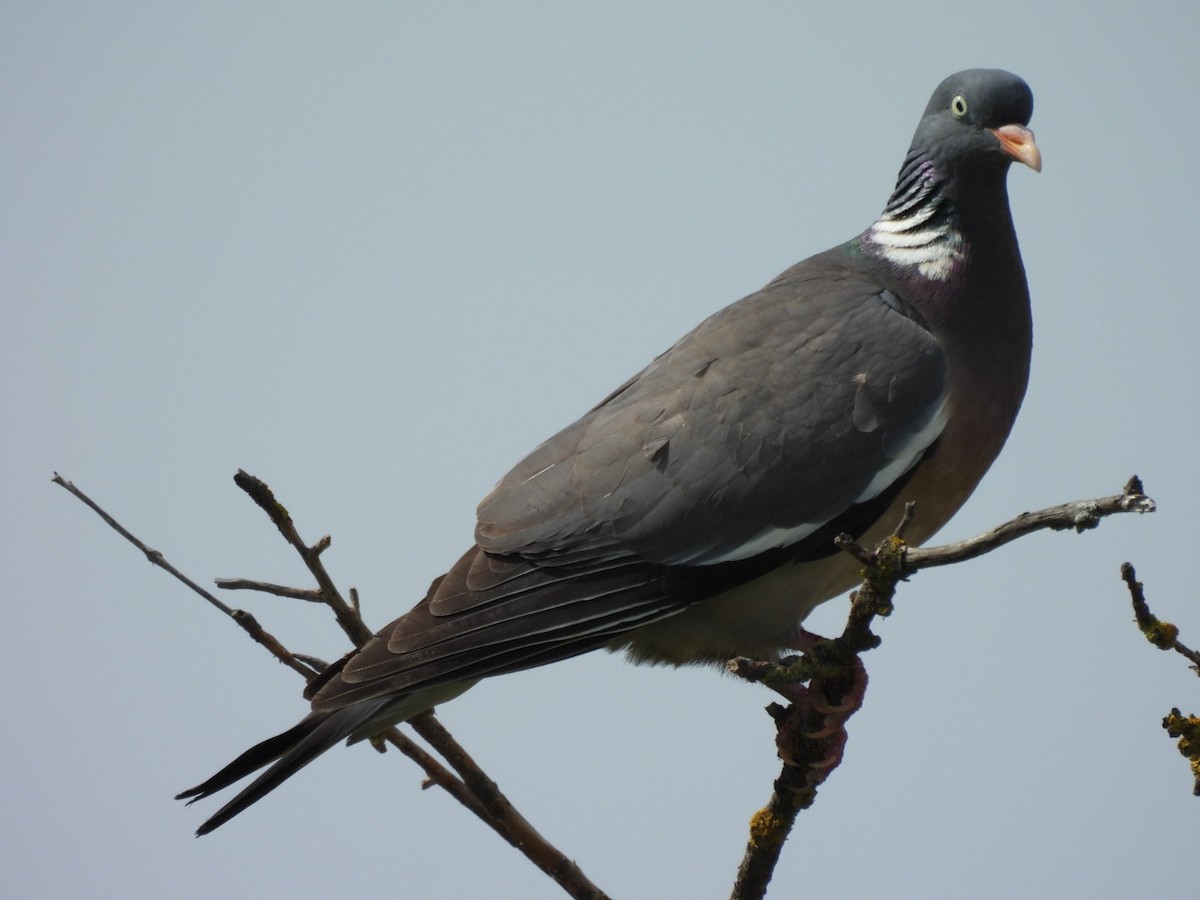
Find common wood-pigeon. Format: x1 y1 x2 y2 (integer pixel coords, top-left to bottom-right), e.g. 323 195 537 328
179 68 1041 834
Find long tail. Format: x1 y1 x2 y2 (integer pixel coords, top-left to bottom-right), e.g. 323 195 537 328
176 701 387 835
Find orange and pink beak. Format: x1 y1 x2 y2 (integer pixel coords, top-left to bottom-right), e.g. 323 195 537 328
991 124 1042 172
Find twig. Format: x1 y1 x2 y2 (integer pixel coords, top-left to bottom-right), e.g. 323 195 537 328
729 479 1156 900
215 578 325 602
52 472 317 680
1120 562 1200 671
58 470 1156 900
1162 710 1200 796
372 726 494 818
1118 563 1200 796
231 470 608 897
56 470 608 900
222 473 609 892
231 470 373 647
730 534 900 900
904 476 1155 572
408 712 610 899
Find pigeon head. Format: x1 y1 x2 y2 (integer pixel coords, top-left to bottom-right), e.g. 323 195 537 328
913 68 1041 177
866 69 1039 282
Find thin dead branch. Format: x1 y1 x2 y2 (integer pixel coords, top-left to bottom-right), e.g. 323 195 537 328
51 472 316 680
54 469 609 900
904 476 1154 571
231 470 373 647
56 471 1155 900
214 578 325 601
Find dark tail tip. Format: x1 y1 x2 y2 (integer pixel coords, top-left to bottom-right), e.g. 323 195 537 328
178 704 381 835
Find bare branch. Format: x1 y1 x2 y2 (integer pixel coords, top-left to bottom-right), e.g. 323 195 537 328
229 470 609 896
56 470 607 900
53 473 234 616
833 532 876 566
60 470 1158 899
408 712 611 899
904 476 1155 572
231 470 373 647
214 578 325 601
729 482 1154 900
730 533 899 900
53 472 317 680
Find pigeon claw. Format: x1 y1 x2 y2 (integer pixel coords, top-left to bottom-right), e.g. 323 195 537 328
769 634 869 784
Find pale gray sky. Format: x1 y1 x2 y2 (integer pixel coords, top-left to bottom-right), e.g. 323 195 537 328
5 3 1197 898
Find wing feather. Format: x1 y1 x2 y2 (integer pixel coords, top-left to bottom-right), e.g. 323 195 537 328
309 249 948 713
477 255 946 567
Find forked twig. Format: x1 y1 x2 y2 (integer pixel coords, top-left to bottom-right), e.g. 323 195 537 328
728 477 1155 900
51 472 317 680
54 470 609 900
56 471 1154 900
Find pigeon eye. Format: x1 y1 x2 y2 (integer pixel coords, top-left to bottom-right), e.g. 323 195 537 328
951 94 969 118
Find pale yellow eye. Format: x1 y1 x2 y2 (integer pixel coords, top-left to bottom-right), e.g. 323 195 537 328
951 94 969 118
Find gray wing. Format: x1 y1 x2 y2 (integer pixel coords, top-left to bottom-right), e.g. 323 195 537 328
309 250 947 710
476 253 947 568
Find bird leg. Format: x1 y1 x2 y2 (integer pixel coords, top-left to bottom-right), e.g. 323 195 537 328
733 628 869 782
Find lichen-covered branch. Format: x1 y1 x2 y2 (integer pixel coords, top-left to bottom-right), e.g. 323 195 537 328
1119 563 1200 796
727 480 1156 900
1121 562 1200 672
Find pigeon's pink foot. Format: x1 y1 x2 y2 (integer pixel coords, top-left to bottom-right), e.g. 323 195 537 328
769 629 868 781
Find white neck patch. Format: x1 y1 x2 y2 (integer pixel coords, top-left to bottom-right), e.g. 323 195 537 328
867 158 963 281
867 209 963 281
